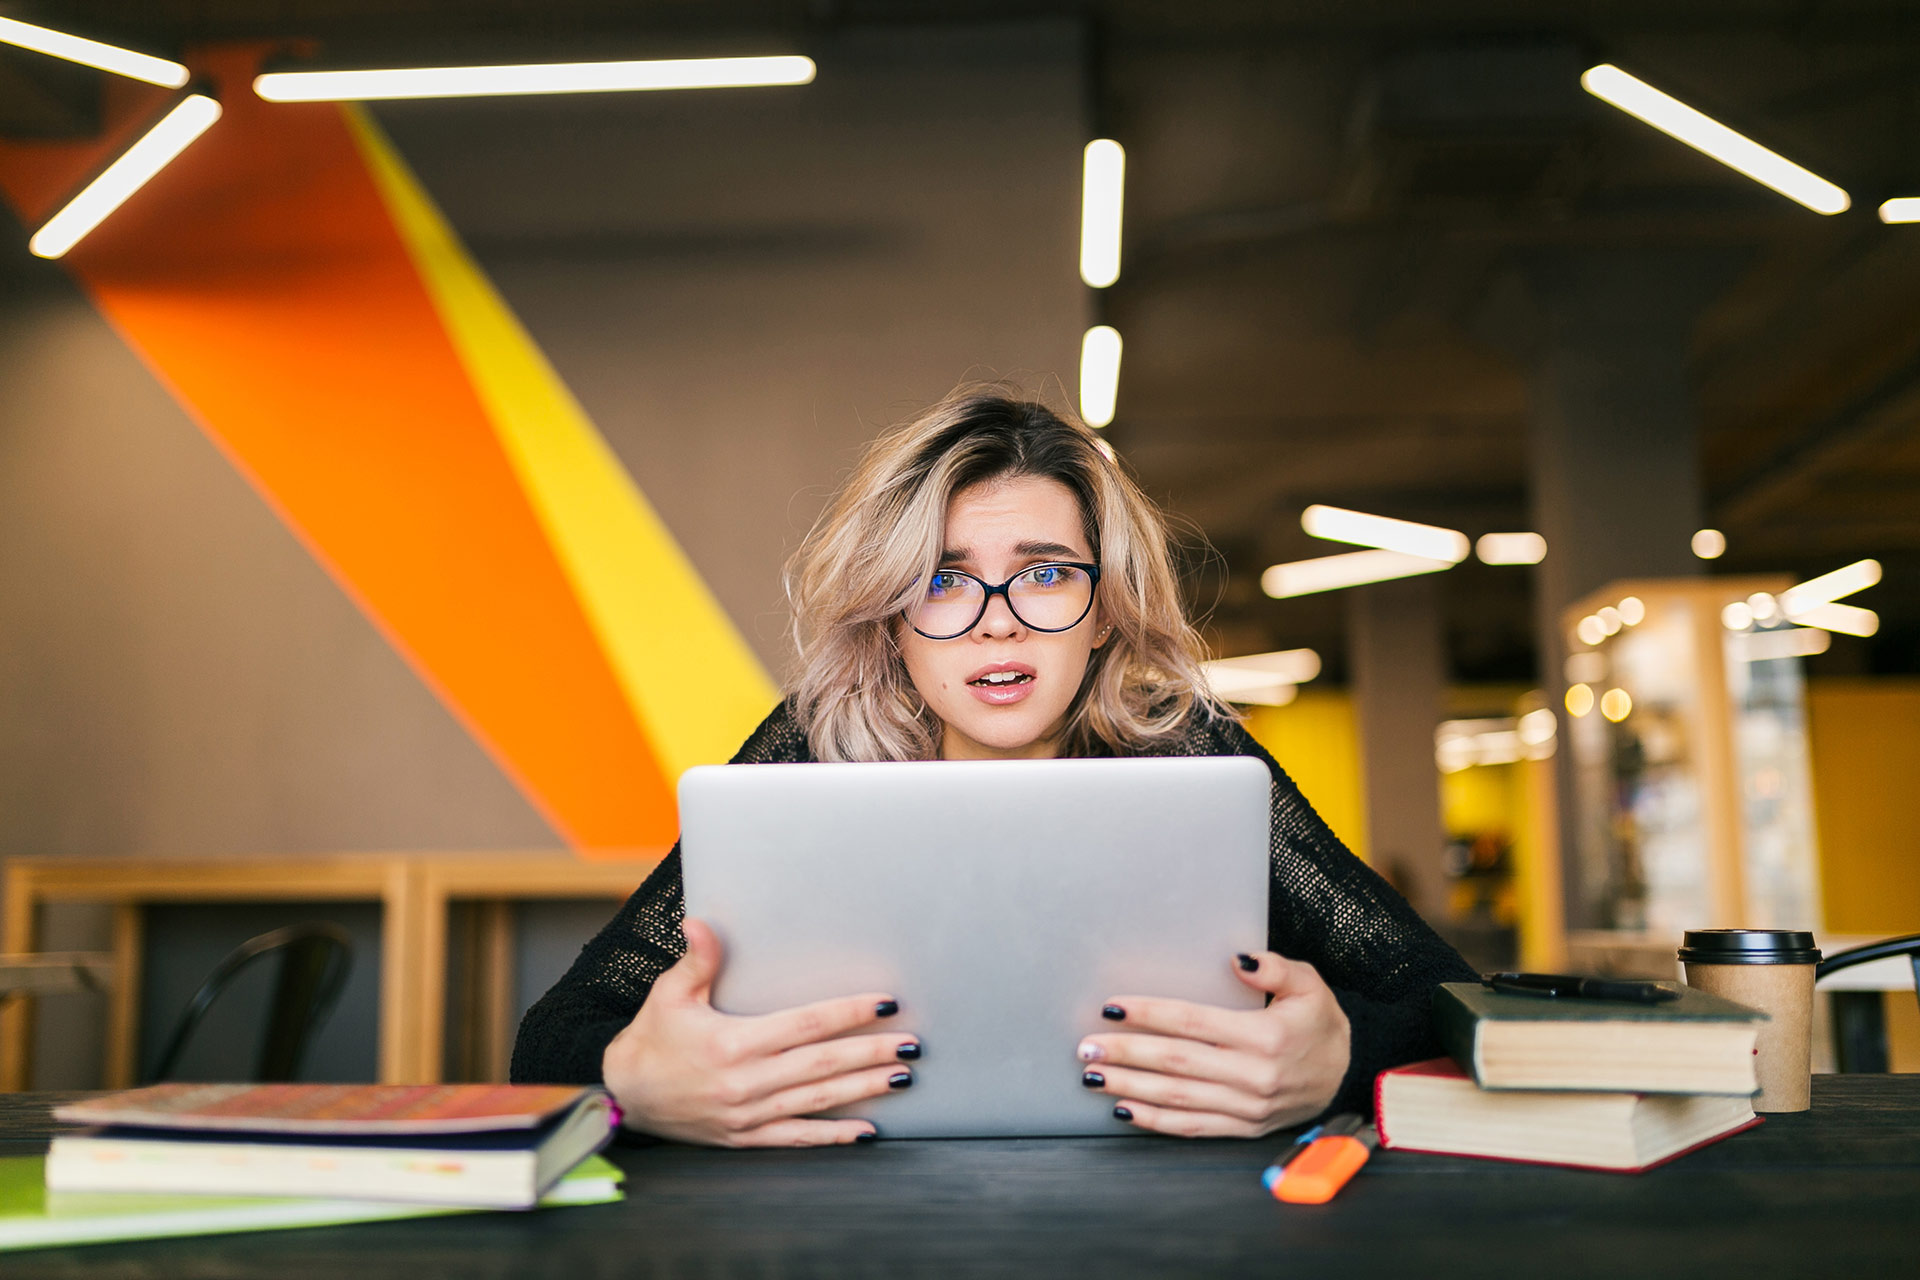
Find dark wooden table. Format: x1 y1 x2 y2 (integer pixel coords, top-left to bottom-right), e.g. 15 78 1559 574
5 1078 1919 1278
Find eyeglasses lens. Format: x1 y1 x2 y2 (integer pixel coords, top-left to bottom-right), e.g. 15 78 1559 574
912 565 1093 637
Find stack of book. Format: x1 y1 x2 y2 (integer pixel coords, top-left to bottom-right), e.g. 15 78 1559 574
3 1083 622 1253
1375 981 1766 1172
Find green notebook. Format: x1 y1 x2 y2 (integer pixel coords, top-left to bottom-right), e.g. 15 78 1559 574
1434 981 1765 1094
0 1154 622 1253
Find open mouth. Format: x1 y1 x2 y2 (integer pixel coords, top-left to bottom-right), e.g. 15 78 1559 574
969 671 1033 688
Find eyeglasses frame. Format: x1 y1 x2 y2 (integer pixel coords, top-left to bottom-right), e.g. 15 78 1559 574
907 560 1103 640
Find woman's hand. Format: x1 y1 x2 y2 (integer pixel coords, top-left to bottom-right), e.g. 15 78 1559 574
602 917 919 1147
1075 952 1350 1138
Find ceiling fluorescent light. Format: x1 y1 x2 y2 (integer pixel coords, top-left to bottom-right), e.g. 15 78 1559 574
29 93 222 259
1301 505 1470 563
0 16 189 88
1785 602 1878 638
1779 558 1880 619
1205 648 1322 687
1080 325 1122 427
1475 532 1546 565
1878 198 1920 224
1732 628 1831 663
1080 139 1125 288
1580 64 1849 215
1200 665 1300 707
254 55 816 102
1261 549 1451 599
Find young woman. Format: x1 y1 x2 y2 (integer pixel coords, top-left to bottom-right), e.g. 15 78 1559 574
512 388 1476 1146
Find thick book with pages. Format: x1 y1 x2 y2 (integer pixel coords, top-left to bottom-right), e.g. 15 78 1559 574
1434 981 1764 1094
45 1084 614 1209
1375 1058 1761 1172
1 1154 622 1253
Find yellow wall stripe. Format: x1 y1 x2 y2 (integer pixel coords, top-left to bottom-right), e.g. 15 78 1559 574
345 106 777 780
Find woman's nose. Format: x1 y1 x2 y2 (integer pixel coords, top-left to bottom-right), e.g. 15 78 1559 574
974 591 1023 637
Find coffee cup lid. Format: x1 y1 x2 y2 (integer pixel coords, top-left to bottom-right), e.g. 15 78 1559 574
1677 928 1821 965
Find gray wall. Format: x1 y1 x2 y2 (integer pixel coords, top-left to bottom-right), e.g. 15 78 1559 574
1 22 1087 1086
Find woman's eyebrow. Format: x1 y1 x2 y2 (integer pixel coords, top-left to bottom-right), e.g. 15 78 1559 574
1014 540 1081 558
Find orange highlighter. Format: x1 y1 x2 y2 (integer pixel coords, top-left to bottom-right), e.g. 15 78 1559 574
1264 1114 1378 1205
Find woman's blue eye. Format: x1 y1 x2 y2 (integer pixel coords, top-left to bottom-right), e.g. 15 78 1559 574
1025 565 1069 588
927 572 965 597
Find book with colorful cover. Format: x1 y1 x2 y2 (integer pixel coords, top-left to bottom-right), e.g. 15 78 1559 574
0 1153 623 1253
52 1083 594 1135
46 1084 615 1209
1434 981 1764 1094
1375 1058 1761 1173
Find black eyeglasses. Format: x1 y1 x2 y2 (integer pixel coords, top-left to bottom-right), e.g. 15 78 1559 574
907 562 1102 640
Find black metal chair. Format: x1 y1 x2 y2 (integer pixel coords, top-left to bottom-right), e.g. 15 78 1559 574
1817 933 1920 1073
146 922 353 1083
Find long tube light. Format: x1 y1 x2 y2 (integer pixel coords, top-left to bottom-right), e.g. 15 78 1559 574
254 55 815 102
1580 64 1849 215
0 16 189 88
1787 602 1878 638
1080 325 1122 427
1733 628 1831 663
29 93 222 260
1080 139 1125 289
1881 198 1920 224
1261 549 1451 598
1301 505 1470 563
1780 558 1880 618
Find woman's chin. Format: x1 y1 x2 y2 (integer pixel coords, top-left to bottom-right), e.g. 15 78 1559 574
941 707 1067 760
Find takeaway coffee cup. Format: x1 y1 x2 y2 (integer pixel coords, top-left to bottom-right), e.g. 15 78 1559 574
1678 929 1822 1112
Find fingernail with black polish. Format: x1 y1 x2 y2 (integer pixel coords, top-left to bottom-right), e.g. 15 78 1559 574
888 1071 914 1089
1113 1105 1133 1121
855 1130 878 1144
1236 953 1258 972
895 1042 921 1061
874 1000 899 1018
1101 1004 1126 1021
1081 1071 1105 1089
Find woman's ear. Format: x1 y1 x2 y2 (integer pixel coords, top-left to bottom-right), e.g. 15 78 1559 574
1093 622 1115 649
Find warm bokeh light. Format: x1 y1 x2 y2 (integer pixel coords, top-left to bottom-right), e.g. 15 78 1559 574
1565 683 1595 717
1575 615 1607 646
1581 64 1849 214
1600 687 1633 722
1475 532 1546 565
1691 528 1727 560
1618 596 1646 626
1721 601 1755 631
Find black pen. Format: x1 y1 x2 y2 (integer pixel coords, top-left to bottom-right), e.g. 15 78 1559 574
1484 972 1678 1004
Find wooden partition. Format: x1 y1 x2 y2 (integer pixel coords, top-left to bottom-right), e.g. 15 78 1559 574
0 852 658 1091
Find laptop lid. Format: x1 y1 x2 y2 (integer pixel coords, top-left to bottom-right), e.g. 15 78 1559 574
679 755 1271 1138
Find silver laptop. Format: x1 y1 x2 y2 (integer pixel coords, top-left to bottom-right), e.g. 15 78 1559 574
679 756 1271 1138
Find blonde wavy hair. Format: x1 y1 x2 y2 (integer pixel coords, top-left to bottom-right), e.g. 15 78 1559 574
785 386 1226 761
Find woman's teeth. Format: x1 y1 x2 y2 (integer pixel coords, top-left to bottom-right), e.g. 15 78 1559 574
971 671 1033 686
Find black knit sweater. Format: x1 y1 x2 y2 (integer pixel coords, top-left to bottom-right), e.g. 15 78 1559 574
511 700 1477 1120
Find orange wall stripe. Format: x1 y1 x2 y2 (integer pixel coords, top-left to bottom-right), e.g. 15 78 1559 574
345 107 778 782
0 46 677 850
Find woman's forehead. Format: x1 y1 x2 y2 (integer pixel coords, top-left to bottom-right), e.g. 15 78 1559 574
943 475 1090 553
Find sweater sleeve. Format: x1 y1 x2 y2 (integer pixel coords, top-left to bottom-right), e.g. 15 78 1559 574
1206 717 1479 1116
509 701 808 1086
